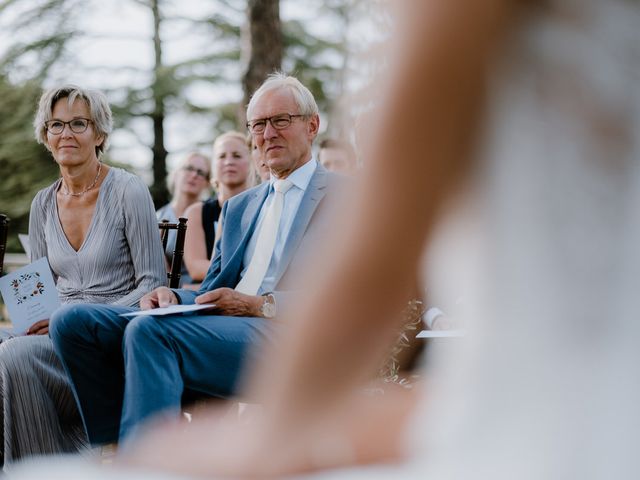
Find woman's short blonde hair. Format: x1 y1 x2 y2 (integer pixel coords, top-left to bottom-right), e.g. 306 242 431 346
212 131 248 153
33 85 113 159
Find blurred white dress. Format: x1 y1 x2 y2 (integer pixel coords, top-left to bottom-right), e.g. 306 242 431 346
412 1 640 478
7 0 640 479
361 1 640 478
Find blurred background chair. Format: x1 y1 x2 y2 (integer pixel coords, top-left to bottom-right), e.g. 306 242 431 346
158 217 188 288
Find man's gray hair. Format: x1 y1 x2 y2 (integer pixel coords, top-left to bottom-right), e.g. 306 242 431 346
33 84 113 159
247 72 319 120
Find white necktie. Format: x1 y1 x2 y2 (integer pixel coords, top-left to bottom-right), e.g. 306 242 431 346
235 179 293 295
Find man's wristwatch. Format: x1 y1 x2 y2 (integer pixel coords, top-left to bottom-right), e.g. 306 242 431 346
260 292 277 319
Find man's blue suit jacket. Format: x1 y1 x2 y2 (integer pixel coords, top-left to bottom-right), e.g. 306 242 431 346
173 162 345 307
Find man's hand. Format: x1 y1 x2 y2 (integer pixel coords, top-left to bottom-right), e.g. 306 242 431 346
140 287 178 310
26 319 49 335
195 288 263 317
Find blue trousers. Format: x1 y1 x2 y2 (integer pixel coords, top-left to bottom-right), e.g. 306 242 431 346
49 303 275 445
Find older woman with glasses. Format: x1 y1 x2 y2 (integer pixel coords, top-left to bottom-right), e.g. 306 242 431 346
183 131 253 284
156 152 211 285
0 85 165 467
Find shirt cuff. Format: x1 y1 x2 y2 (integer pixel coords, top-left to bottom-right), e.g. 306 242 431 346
424 307 445 329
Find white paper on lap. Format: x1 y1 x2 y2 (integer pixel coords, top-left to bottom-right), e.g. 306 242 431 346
416 329 466 338
120 304 215 318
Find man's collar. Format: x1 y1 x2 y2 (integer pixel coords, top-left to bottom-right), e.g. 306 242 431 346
269 158 317 192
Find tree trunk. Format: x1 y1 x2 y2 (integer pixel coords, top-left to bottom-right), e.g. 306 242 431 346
240 0 283 124
150 0 169 208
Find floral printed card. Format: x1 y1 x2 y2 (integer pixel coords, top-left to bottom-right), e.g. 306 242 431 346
0 257 60 334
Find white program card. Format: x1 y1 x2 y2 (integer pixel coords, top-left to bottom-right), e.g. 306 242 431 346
0 257 61 334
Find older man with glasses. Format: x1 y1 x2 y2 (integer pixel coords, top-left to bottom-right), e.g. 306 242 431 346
49 73 347 448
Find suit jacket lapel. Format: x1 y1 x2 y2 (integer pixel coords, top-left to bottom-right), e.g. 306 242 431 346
272 166 328 286
208 183 269 290
225 183 269 270
240 184 269 234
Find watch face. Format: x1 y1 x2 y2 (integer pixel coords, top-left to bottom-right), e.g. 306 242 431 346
262 300 276 318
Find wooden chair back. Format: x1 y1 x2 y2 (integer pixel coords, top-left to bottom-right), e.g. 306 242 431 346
0 214 9 277
158 217 188 288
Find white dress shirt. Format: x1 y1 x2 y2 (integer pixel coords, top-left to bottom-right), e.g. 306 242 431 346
240 158 317 294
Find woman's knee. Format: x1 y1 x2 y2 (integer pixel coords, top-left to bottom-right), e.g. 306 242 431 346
0 336 52 377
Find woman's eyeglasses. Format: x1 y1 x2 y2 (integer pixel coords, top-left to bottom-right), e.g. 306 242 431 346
44 118 92 135
182 165 209 180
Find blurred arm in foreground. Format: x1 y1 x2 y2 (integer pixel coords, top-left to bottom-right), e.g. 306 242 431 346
120 0 510 477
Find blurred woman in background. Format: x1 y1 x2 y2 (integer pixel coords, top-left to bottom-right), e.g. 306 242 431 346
156 152 211 285
183 131 253 284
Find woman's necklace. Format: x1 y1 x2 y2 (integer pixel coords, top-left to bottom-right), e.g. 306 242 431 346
62 162 102 197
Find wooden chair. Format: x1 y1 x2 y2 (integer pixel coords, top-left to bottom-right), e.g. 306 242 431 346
158 217 188 288
0 214 9 277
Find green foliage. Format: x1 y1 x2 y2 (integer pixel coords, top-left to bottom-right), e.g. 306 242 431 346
0 0 365 218
0 0 81 83
0 0 84 252
0 76 59 253
279 1 359 136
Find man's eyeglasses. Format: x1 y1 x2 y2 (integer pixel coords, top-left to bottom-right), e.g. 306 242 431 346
246 113 306 135
44 118 92 135
182 165 209 180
